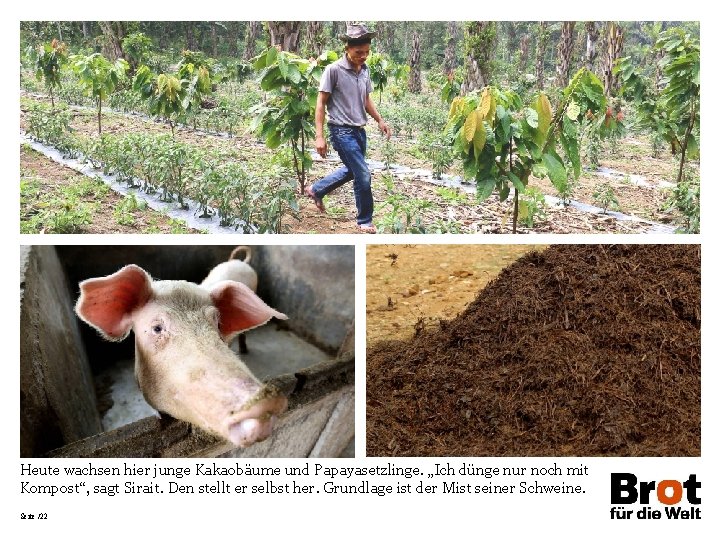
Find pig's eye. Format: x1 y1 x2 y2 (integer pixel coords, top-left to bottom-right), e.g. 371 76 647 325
152 323 164 334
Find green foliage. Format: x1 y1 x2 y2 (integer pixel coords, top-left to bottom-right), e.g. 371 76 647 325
367 52 391 104
380 138 397 170
592 182 620 213
250 47 338 191
663 167 699 233
582 119 602 168
517 186 546 227
435 186 469 205
445 68 607 231
133 61 212 135
24 101 82 158
391 63 410 86
28 39 68 107
616 28 699 183
20 176 97 234
70 52 129 134
122 32 153 71
376 173 434 233
419 134 454 179
440 69 463 104
114 193 148 225
64 130 298 233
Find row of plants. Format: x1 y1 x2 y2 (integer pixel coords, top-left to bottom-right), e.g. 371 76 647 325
24 102 298 233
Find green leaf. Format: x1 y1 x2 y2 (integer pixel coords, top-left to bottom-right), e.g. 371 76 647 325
476 177 495 201
542 151 568 190
266 46 278 66
278 54 288 79
498 182 510 202
526 108 539 129
560 117 581 178
266 129 283 149
287 64 302 84
566 100 580 121
462 157 479 179
686 133 699 159
508 171 526 193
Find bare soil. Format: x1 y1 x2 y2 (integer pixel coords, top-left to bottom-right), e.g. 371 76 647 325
366 245 700 456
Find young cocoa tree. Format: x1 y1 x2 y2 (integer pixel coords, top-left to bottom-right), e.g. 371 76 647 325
70 52 128 134
446 68 606 233
250 46 338 192
367 52 390 104
132 60 212 137
29 39 68 109
615 28 699 184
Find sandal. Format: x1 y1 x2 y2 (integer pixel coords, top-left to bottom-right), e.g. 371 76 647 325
357 223 377 234
304 186 326 213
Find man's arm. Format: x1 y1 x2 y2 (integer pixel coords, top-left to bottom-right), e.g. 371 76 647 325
315 91 330 158
365 94 392 139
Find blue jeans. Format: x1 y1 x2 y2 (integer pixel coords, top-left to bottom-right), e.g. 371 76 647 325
311 125 373 225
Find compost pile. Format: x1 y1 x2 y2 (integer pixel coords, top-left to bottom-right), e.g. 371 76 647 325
366 245 700 456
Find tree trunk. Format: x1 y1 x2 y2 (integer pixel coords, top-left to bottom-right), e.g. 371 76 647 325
506 22 518 63
462 21 497 94
305 21 325 57
244 21 260 61
443 21 459 75
267 21 302 53
602 22 624 96
185 22 197 51
535 21 549 90
227 22 239 57
98 21 126 61
585 22 600 72
408 31 422 93
81 22 90 40
210 23 218 58
519 34 530 71
332 21 344 41
555 21 576 88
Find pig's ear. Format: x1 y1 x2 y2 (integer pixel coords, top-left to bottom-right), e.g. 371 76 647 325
75 265 153 341
209 281 287 340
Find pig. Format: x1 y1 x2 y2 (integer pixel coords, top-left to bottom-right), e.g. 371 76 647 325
74 264 288 448
200 246 258 354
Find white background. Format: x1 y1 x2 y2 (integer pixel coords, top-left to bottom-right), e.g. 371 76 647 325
4 3 715 538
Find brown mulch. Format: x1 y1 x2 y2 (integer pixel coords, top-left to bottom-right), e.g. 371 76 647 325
366 245 700 457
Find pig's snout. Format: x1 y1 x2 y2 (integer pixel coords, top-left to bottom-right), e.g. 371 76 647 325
227 394 287 448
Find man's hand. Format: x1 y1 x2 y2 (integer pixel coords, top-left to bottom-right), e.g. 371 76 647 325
378 119 392 140
316 135 328 159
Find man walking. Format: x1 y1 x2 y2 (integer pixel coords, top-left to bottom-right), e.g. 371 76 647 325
304 23 392 233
